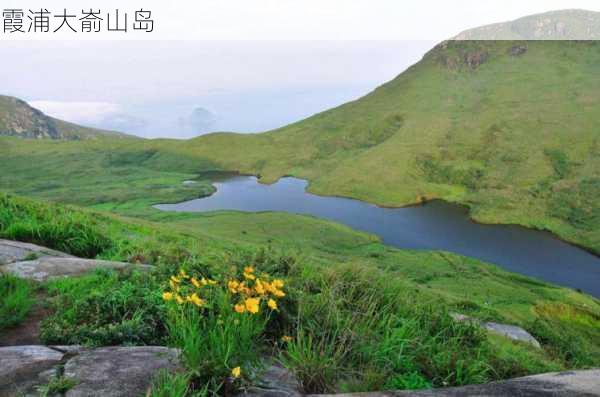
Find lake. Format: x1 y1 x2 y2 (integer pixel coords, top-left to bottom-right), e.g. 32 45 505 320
155 176 600 297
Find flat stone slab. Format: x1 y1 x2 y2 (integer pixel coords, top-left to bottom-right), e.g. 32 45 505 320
0 239 73 266
64 346 181 397
240 363 302 397
1 257 153 282
310 369 600 396
0 345 65 394
450 313 541 348
485 322 541 348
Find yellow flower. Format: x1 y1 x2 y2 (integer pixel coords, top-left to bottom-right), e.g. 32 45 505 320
267 298 278 310
244 266 254 274
207 279 218 285
245 297 260 314
254 279 266 295
175 295 185 305
234 303 246 313
200 277 209 286
228 280 240 293
272 279 284 289
179 269 189 279
188 293 205 307
231 366 241 378
191 277 202 288
281 335 293 342
162 292 173 301
170 275 181 284
169 280 179 291
243 272 256 281
272 289 286 298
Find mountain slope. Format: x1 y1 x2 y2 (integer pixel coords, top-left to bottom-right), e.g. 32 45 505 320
454 9 600 40
0 95 133 140
171 40 600 252
1 40 599 253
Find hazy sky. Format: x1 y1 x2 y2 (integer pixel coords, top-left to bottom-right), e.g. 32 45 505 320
1 0 598 138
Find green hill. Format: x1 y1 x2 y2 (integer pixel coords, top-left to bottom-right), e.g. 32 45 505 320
0 95 133 140
169 40 600 253
1 40 599 253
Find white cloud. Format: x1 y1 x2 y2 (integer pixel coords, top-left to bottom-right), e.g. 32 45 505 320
28 101 121 124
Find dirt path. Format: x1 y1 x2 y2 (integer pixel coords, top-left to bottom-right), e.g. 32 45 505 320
0 291 50 346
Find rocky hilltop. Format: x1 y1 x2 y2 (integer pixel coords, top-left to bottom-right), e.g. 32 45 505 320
455 9 600 40
0 95 132 140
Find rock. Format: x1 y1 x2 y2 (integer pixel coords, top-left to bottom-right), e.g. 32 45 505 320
450 313 541 348
464 51 489 69
509 45 528 56
309 369 600 396
0 239 73 266
0 345 64 395
240 363 302 397
182 180 198 186
63 346 181 397
484 322 541 348
1 257 153 282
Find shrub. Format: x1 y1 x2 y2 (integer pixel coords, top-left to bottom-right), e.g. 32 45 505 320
40 269 167 346
163 266 287 394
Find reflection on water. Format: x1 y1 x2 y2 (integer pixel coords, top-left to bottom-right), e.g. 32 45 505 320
156 176 600 297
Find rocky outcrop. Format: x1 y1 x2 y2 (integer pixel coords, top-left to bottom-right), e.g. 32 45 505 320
0 345 65 394
0 239 73 266
450 313 541 348
1 257 153 282
0 345 181 397
0 239 153 281
63 346 181 397
240 363 302 397
311 369 600 396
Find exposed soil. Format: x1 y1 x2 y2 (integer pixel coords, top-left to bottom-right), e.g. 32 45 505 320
0 291 50 346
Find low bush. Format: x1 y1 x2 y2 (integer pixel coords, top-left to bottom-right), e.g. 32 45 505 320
163 265 287 395
40 269 167 346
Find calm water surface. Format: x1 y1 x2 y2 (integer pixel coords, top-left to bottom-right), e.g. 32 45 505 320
156 176 600 297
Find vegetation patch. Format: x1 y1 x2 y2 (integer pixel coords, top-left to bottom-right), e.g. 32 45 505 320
0 273 34 331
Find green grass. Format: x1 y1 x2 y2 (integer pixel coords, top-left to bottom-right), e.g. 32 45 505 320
41 269 168 346
1 43 599 255
0 273 34 331
1 190 599 393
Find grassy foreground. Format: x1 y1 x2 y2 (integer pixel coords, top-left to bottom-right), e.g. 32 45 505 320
1 192 599 395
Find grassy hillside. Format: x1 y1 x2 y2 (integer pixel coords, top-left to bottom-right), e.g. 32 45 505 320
2 192 600 394
1 41 599 253
171 40 600 253
0 95 132 140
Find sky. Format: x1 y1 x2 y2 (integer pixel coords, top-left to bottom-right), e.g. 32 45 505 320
1 0 598 138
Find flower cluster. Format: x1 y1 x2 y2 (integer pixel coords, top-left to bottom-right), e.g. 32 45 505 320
162 269 217 307
228 266 285 314
162 266 285 315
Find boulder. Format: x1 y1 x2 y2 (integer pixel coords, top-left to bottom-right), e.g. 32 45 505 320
240 363 302 397
1 257 153 282
0 239 73 266
450 313 541 348
0 345 64 395
310 369 600 396
484 322 541 348
64 346 181 397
